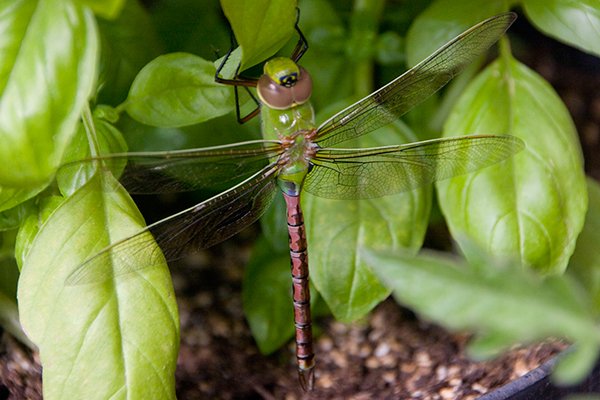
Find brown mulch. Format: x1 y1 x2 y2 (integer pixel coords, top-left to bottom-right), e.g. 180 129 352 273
172 238 567 399
0 235 567 400
0 336 41 400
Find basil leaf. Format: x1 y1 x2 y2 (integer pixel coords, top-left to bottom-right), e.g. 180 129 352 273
437 55 587 274
568 178 600 315
78 0 125 20
364 246 600 384
243 237 295 354
406 0 507 67
126 53 232 127
523 0 600 57
18 172 179 399
0 0 98 187
57 115 128 196
304 121 431 322
220 0 297 71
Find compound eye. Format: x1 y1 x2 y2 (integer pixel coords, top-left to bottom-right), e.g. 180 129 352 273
291 67 312 105
279 72 298 87
257 74 294 109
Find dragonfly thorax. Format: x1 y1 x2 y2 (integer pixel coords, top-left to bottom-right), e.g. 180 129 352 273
277 129 318 196
260 77 318 197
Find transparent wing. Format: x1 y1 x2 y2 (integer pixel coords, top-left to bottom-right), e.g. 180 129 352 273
67 164 280 284
60 140 283 194
304 135 523 199
314 13 516 147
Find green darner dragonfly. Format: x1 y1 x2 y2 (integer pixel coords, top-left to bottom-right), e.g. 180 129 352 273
67 12 521 390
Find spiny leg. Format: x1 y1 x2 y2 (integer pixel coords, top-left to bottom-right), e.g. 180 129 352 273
214 26 261 123
291 8 309 62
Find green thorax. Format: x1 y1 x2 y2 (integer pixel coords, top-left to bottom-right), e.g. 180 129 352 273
261 101 316 196
261 101 315 140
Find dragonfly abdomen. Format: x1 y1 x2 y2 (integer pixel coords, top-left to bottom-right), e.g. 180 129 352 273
283 192 315 390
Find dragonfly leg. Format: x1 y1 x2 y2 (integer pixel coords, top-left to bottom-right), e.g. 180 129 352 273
283 192 316 391
291 7 309 62
214 28 261 124
233 85 261 123
214 23 258 87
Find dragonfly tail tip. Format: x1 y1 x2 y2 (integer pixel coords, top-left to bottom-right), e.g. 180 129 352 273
298 367 315 391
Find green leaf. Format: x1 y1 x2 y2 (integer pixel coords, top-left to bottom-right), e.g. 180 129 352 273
97 0 163 104
18 172 179 399
214 48 246 83
363 247 600 382
0 200 35 231
57 115 128 196
15 196 64 270
150 0 229 57
437 55 587 274
260 194 289 252
78 0 125 19
220 0 298 71
376 31 405 66
0 186 45 214
303 121 431 322
406 0 508 67
243 237 295 354
0 230 18 299
0 0 98 187
0 230 33 348
522 0 600 57
568 178 600 314
553 341 600 385
126 53 232 127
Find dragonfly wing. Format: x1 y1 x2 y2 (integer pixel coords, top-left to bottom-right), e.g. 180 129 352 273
60 140 283 194
67 164 280 284
314 13 516 147
304 135 523 199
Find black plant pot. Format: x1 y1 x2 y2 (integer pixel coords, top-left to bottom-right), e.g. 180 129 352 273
479 354 600 400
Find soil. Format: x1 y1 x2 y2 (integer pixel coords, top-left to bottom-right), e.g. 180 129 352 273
1 16 599 400
172 239 567 400
0 235 568 400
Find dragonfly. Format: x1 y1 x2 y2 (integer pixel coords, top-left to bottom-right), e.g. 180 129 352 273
67 12 521 391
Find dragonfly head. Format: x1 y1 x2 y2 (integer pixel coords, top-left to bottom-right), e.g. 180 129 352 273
258 57 312 110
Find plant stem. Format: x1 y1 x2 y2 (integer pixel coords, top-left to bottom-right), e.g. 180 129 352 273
498 35 515 132
499 35 512 70
114 100 128 115
350 0 386 98
81 103 100 158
